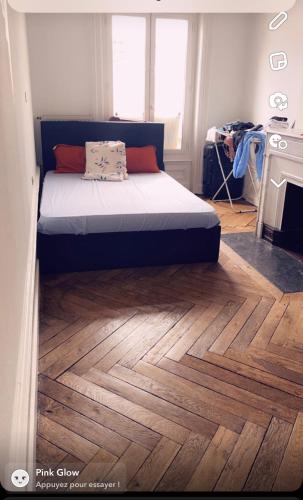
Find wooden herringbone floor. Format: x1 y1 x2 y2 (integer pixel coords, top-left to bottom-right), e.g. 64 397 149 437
37 205 303 493
207 199 257 234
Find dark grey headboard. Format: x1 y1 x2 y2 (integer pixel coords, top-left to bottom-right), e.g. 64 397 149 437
41 120 165 173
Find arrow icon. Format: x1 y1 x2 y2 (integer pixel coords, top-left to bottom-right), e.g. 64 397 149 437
270 178 286 189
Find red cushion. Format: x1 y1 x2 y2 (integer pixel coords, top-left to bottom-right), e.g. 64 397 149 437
126 146 160 173
54 144 85 173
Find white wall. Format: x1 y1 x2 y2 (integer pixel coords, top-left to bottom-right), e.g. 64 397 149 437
194 13 255 193
25 12 259 129
27 13 98 164
241 2 303 204
26 9 303 128
26 13 96 118
249 3 303 128
199 6 303 134
0 0 37 486
202 14 254 131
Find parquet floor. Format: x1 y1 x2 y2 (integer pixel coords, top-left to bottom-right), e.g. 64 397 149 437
37 206 303 493
207 199 257 234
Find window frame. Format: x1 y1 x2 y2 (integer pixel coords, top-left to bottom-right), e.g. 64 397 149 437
150 13 196 158
102 13 197 157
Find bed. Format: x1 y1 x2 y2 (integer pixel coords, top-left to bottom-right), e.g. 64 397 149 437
37 120 221 273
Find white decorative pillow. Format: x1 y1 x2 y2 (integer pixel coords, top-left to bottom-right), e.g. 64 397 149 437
83 141 128 181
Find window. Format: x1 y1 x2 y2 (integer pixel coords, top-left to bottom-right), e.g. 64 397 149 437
154 18 188 150
112 16 146 120
109 14 194 152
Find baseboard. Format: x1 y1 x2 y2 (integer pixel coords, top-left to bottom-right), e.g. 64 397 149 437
28 264 39 486
243 193 258 207
165 162 192 190
6 169 39 492
194 181 203 195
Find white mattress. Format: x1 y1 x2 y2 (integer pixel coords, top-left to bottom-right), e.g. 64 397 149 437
38 171 220 235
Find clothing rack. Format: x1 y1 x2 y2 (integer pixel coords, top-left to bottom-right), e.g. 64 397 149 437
211 129 259 214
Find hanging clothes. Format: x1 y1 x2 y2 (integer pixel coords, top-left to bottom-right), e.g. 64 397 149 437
223 135 236 161
233 131 266 180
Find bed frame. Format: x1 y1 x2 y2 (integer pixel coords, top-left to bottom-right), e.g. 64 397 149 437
38 120 221 273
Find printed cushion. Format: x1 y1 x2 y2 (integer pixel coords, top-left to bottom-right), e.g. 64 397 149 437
83 141 128 181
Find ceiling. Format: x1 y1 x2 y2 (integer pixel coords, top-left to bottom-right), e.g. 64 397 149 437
8 0 297 14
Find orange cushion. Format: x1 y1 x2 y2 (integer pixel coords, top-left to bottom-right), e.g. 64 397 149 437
54 144 85 173
126 146 160 173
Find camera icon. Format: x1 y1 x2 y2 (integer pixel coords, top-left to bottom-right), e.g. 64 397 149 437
269 134 288 150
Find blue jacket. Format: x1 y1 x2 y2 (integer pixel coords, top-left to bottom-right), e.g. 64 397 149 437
233 131 266 179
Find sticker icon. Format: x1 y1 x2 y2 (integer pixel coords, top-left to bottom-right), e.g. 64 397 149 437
269 92 288 111
269 52 288 71
11 469 30 488
269 12 288 31
269 134 288 150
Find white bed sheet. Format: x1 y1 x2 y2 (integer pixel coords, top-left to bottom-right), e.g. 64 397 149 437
38 171 220 235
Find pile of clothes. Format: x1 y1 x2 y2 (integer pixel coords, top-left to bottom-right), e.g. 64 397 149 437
217 121 266 179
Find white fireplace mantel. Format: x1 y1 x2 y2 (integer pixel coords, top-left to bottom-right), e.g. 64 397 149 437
257 129 303 238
